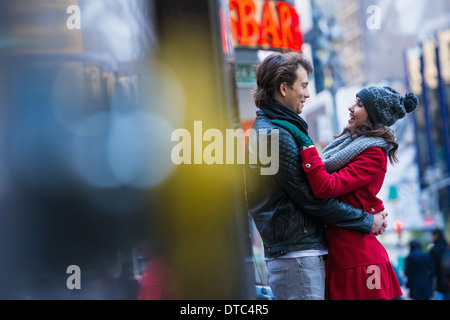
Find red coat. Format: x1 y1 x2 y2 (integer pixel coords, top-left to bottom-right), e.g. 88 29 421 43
300 147 402 300
138 256 177 300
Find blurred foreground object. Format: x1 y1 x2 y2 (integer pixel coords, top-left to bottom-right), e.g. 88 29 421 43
0 0 252 299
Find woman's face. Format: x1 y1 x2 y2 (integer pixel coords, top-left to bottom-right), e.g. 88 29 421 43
347 98 369 131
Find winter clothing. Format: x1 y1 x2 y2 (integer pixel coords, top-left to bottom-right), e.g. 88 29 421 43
245 100 374 260
259 99 309 134
321 133 393 173
270 119 313 148
430 229 448 294
442 248 450 299
300 142 403 300
356 87 418 126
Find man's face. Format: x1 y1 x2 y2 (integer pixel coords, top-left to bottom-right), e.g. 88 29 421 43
281 66 310 114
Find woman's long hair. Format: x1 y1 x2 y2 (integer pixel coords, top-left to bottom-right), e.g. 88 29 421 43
336 120 399 164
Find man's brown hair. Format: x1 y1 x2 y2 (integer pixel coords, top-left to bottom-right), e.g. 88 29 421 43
253 52 313 107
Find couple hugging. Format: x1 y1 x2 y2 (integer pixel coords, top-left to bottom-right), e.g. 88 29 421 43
245 52 418 300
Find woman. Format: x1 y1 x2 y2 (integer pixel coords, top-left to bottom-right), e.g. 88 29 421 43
271 86 418 300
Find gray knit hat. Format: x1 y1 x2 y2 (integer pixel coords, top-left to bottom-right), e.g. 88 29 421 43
356 86 419 126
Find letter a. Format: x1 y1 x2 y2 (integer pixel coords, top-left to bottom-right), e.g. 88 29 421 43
203 129 224 165
366 265 381 289
366 5 381 30
66 265 81 290
67 5 81 30
171 129 192 165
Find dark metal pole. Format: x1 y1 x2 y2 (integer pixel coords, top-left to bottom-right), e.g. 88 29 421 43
420 44 437 168
153 0 254 300
435 45 450 176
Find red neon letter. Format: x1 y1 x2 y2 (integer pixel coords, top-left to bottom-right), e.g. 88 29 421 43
277 2 294 50
229 0 239 43
290 6 303 51
234 0 260 46
259 1 282 48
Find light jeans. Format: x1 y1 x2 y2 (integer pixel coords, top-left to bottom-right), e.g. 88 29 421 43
266 255 327 300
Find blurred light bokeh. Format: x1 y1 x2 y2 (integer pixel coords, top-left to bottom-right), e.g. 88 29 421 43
0 0 449 300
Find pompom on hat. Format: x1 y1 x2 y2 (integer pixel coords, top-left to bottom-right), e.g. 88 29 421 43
356 86 419 126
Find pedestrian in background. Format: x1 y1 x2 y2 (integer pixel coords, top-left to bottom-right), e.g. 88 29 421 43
441 244 450 300
272 86 418 299
429 229 448 299
405 240 435 300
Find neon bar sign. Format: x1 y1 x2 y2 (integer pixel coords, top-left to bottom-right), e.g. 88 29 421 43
229 0 303 52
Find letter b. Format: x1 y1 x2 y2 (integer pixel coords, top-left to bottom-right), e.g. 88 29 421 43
235 0 260 45
66 265 81 290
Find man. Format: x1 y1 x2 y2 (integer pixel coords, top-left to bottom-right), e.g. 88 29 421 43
405 240 434 300
429 229 448 299
245 52 387 300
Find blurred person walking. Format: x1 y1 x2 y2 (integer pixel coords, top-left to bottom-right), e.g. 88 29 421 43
272 86 418 299
442 244 450 300
245 53 387 300
405 240 435 300
429 229 448 299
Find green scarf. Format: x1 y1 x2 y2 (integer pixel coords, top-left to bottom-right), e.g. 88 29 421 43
259 100 309 135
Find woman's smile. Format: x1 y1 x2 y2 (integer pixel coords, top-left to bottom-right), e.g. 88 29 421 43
346 98 369 130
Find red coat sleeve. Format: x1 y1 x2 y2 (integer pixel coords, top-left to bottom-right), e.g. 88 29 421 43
300 147 387 199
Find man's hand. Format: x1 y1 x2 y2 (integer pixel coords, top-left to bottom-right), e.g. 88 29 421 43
371 211 388 236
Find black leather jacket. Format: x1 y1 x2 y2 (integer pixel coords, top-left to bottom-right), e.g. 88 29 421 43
245 110 373 258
